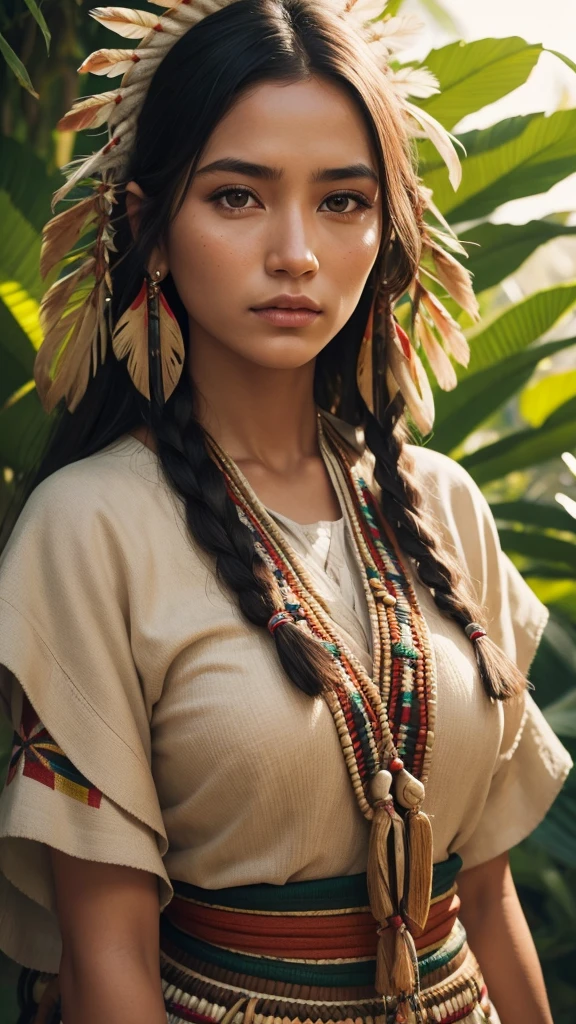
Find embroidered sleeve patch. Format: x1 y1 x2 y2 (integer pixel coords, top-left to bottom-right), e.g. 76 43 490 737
7 693 102 808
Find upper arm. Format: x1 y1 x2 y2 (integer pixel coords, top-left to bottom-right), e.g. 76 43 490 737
457 850 510 920
51 848 161 974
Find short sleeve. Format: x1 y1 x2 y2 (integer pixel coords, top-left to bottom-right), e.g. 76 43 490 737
410 446 573 869
0 466 173 972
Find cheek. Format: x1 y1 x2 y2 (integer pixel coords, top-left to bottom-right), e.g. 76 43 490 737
167 210 255 311
325 221 381 312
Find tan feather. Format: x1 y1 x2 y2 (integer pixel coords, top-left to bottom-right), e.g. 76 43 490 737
112 282 185 401
39 258 96 338
111 282 149 396
404 101 463 191
78 47 139 77
425 224 468 257
420 289 471 368
89 7 161 39
58 91 122 132
43 294 101 413
158 290 185 400
415 314 457 391
40 197 100 279
386 324 435 436
429 244 480 321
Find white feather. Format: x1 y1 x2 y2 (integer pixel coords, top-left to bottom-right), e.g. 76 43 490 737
348 0 385 24
404 101 463 191
90 7 161 39
387 66 440 100
367 13 424 54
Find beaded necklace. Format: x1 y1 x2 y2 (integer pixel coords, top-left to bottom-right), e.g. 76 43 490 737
208 414 437 1020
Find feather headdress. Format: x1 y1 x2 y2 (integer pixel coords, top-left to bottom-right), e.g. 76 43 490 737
36 0 478 427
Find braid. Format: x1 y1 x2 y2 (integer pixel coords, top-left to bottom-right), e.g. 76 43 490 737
150 380 339 698
365 400 526 702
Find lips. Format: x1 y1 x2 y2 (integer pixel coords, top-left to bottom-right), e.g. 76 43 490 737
251 294 321 312
250 294 322 327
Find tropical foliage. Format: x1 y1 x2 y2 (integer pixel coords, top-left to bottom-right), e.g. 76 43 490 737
1 0 576 1021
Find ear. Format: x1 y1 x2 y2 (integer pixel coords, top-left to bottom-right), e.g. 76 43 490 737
125 180 169 280
125 180 146 239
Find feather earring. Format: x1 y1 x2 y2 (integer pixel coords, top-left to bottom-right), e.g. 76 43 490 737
111 270 185 405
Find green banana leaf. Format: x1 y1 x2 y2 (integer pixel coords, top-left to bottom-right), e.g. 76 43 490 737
0 303 36 408
497 530 576 571
521 370 576 427
420 37 543 130
491 501 576 533
545 689 576 739
0 31 38 97
422 109 576 223
23 0 51 53
0 137 62 234
0 188 44 406
546 396 576 427
531 616 576 709
459 220 576 295
417 112 535 177
528 578 576 621
0 387 49 474
0 192 42 302
431 337 576 454
464 283 576 377
459 415 576 485
530 738 576 868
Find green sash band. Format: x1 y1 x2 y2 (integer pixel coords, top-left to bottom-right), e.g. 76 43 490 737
170 853 463 911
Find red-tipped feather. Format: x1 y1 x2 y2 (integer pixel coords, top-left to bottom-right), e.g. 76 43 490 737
89 7 161 38
58 91 122 131
78 48 139 77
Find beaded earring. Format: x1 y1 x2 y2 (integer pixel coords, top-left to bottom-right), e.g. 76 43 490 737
111 269 185 406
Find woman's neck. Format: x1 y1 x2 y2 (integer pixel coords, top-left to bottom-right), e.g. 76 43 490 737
129 329 341 523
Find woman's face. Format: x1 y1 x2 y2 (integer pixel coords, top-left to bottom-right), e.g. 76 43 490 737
166 75 382 370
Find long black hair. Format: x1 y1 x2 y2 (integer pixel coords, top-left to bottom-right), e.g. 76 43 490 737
2 0 526 701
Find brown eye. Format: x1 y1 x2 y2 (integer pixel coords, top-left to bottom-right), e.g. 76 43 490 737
220 189 254 208
225 190 251 208
320 192 369 214
325 194 353 213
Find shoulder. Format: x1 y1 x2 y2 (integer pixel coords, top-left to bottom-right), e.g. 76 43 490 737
15 436 173 538
406 444 489 518
404 444 499 576
1 437 181 589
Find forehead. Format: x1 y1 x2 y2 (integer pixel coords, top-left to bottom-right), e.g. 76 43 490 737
199 76 377 171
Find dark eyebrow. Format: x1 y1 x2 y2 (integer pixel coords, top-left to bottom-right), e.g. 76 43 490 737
312 163 379 184
195 158 282 180
195 157 378 184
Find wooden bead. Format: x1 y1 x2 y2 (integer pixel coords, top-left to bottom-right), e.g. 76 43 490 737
370 769 393 802
389 757 404 773
394 768 425 809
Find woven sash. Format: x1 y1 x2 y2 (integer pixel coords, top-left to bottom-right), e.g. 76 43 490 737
160 856 463 989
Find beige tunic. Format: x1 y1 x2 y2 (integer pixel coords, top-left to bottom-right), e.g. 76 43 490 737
0 416 571 973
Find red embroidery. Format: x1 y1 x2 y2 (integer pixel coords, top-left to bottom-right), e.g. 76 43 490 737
7 694 102 808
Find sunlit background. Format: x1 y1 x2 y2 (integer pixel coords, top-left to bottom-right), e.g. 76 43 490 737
0 1 576 1021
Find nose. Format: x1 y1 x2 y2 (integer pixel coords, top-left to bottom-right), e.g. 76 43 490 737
264 206 320 278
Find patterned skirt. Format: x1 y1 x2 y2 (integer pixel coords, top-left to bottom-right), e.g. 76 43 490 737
17 857 497 1024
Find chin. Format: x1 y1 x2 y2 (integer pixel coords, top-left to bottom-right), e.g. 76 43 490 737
241 338 324 370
